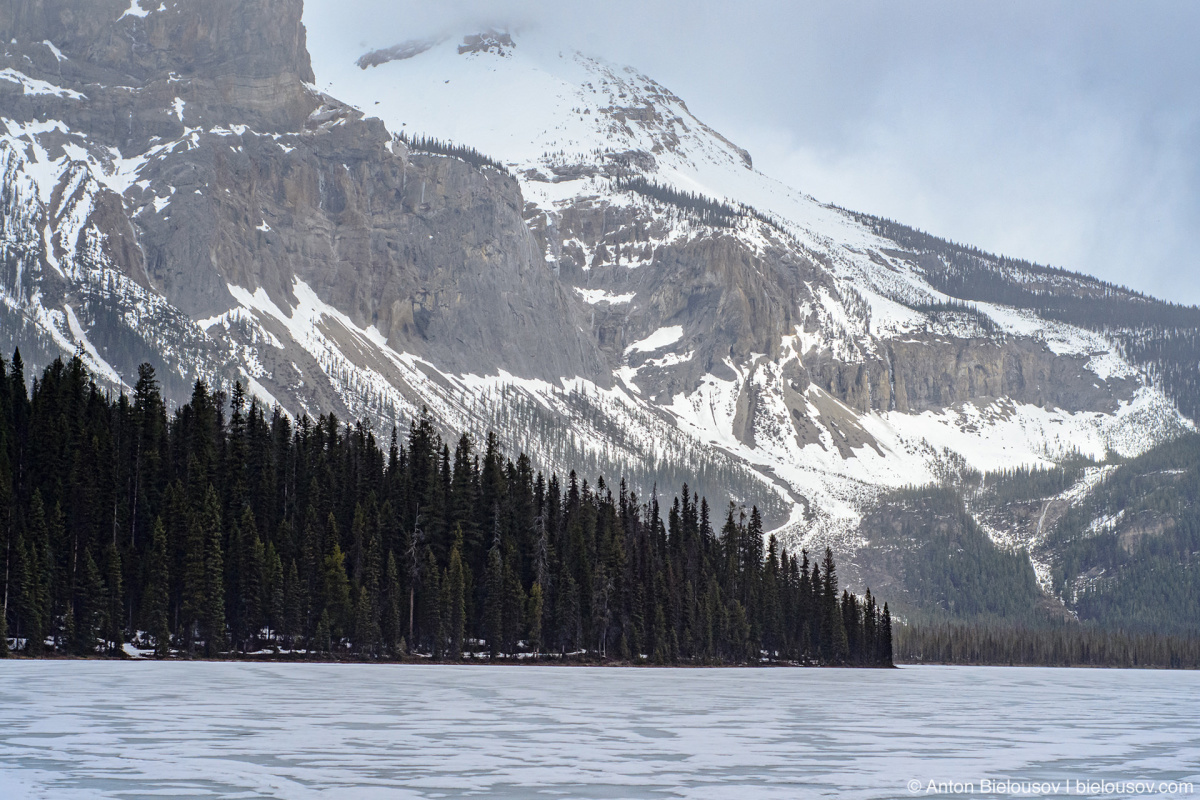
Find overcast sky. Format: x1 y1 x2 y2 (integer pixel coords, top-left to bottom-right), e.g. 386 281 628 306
305 0 1200 305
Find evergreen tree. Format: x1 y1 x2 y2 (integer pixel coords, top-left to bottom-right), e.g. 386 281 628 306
143 518 171 658
382 551 402 654
265 542 283 646
16 492 50 654
445 530 467 659
527 581 544 657
0 597 7 658
821 548 849 664
102 540 123 654
502 552 526 656
200 487 226 656
483 541 503 659
74 548 104 655
0 358 898 667
322 543 351 646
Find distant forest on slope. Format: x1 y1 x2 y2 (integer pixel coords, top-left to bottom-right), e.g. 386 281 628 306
869 433 1200 667
855 212 1200 422
0 352 892 666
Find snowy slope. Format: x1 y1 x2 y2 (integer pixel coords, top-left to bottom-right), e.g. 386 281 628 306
1 9 1190 568
299 26 1191 550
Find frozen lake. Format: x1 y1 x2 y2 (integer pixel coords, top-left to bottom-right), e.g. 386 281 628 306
1 663 1198 799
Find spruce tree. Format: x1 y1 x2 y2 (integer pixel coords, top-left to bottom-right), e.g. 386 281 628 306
282 560 301 649
820 547 848 664
382 551 402 655
12 527 38 654
421 547 441 656
352 587 379 656
74 548 104 656
882 603 894 665
502 552 526 656
483 542 503 659
322 543 351 645
527 581 544 657
265 541 283 646
143 518 171 658
446 530 467 659
103 540 123 654
200 487 226 657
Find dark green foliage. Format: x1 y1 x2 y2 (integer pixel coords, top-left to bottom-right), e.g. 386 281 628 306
1042 433 1200 635
143 518 170 657
909 299 1000 336
860 486 1045 622
398 132 512 175
897 621 1200 669
74 548 103 655
616 177 742 227
0 356 889 665
978 458 1091 507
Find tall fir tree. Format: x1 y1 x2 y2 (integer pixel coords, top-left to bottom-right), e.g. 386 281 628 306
200 486 226 657
445 529 467 659
143 517 171 658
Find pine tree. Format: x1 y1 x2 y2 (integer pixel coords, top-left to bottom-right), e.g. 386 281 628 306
502 552 526 656
483 542 503 659
322 543 351 646
200 487 226 656
74 548 103 656
446 530 467 659
264 541 283 646
103 540 123 654
820 547 848 664
143 517 171 658
181 492 206 652
238 507 265 652
382 551 402 654
14 498 46 654
527 581 544 657
421 547 442 656
282 560 301 649
882 603 894 665
314 609 332 654
352 587 379 656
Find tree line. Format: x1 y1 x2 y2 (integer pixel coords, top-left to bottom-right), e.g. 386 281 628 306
398 132 512 176
0 353 892 666
896 621 1200 669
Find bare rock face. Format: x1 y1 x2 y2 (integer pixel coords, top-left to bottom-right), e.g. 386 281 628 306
1 0 317 133
1 0 607 413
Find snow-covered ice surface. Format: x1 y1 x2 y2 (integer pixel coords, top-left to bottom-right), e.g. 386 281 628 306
1 663 1198 799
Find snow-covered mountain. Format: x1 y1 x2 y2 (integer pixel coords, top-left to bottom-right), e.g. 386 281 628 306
1 2 1195 598
311 30 1192 540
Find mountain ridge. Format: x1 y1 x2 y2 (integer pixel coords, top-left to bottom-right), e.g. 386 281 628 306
1 2 1195 632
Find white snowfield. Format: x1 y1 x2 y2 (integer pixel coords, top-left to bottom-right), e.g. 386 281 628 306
0 663 1198 799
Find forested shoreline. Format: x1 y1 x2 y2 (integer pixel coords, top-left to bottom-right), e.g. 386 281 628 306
896 622 1200 669
0 353 893 666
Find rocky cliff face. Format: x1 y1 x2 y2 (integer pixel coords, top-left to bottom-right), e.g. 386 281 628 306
1 0 316 130
0 6 1193 585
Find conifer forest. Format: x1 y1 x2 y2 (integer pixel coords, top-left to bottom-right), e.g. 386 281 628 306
0 353 893 666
